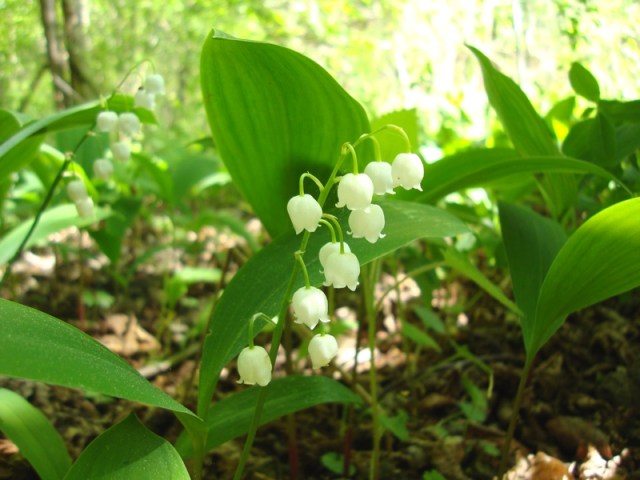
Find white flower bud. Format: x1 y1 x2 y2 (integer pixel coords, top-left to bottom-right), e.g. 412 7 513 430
118 112 141 137
66 179 88 202
111 141 131 161
237 345 272 386
336 173 374 211
319 241 351 270
308 334 338 369
364 161 395 195
134 90 156 110
287 194 322 234
96 111 118 133
145 74 165 95
93 159 113 180
392 153 424 191
291 286 329 330
348 204 385 243
323 251 360 291
75 197 94 218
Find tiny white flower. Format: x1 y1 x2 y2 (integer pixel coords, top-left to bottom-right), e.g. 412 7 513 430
364 162 395 195
287 194 322 234
323 251 360 291
75 197 94 218
308 334 338 369
111 141 131 161
348 204 386 243
392 153 424 191
145 74 165 95
291 286 329 330
336 173 374 211
118 112 141 137
66 179 88 202
319 241 351 270
93 158 113 180
237 345 272 386
96 111 118 133
134 90 156 110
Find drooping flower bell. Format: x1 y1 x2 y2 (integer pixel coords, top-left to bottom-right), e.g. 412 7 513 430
145 74 165 95
323 250 360 291
392 153 424 191
318 241 351 270
66 179 88 202
111 141 131 161
134 90 156 110
75 197 94 218
96 111 118 133
237 345 272 386
336 173 374 211
291 286 329 330
118 112 141 137
348 204 385 243
287 194 322 234
364 161 395 195
93 159 113 180
308 333 338 369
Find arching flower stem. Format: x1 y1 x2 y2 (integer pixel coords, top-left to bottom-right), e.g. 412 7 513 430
294 251 311 288
299 172 325 196
318 218 337 244
322 214 345 254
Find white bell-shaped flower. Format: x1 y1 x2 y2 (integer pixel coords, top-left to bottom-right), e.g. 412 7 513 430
323 251 360 291
93 159 113 180
364 161 395 195
237 345 272 386
66 179 88 202
118 112 141 137
392 153 424 191
291 286 329 330
287 194 322 234
134 90 156 110
145 74 165 95
348 204 385 243
96 111 118 133
336 173 374 211
111 141 131 161
308 334 338 369
75 197 94 218
318 241 351 270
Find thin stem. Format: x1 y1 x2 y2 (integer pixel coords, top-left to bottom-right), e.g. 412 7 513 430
299 172 324 196
356 132 382 162
497 356 534 477
322 214 345 253
294 251 311 288
342 142 359 174
318 218 337 243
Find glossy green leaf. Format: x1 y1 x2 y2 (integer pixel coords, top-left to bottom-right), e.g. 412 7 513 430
562 114 616 166
64 414 189 480
0 109 43 180
569 62 600 102
499 203 567 345
0 299 196 418
529 197 640 354
0 388 71 480
467 45 575 218
416 149 626 203
200 30 370 237
177 375 361 457
598 100 640 124
0 205 112 266
197 199 468 415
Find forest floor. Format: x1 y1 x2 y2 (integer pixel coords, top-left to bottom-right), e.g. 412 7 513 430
0 223 638 480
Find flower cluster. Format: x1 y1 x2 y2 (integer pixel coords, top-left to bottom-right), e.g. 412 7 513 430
236 127 425 385
66 178 94 218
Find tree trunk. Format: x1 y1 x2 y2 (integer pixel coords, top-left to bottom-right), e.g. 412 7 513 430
61 0 96 102
39 0 72 109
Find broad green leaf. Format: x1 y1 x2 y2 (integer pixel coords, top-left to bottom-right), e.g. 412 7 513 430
569 62 600 102
64 414 189 480
90 197 142 265
0 205 112 266
467 45 575 218
499 202 567 346
562 114 616 166
176 375 361 458
0 109 43 180
598 100 640 124
197 199 468 415
416 149 626 203
0 299 196 418
0 388 71 480
200 30 370 237
529 197 640 354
